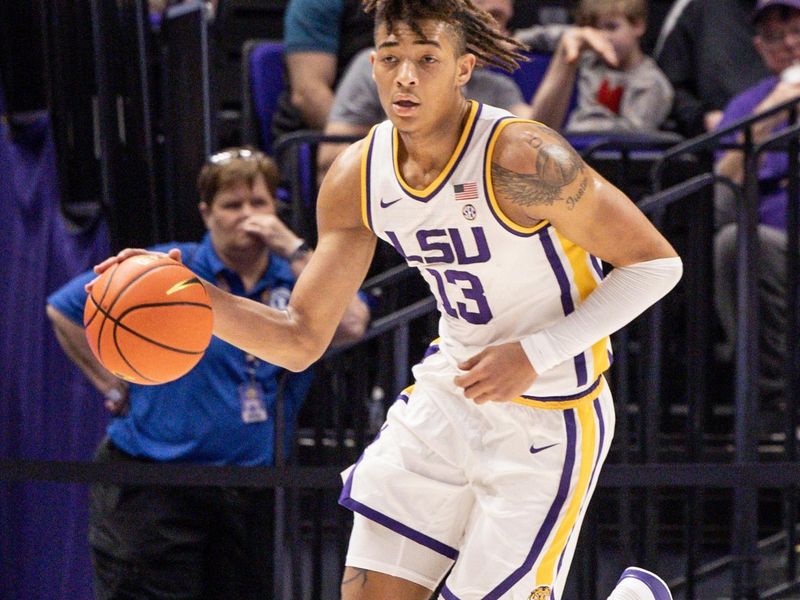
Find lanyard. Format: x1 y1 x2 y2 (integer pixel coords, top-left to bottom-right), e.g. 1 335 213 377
216 271 262 384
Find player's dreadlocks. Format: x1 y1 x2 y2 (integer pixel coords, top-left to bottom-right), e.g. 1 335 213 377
362 0 528 72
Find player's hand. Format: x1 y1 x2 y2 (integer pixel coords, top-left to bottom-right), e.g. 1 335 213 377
86 248 183 292
559 26 618 67
453 342 538 404
241 214 304 259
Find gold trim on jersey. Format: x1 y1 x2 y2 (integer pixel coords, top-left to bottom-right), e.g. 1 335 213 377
555 231 611 380
485 118 550 235
392 100 480 198
360 125 379 231
535 398 598 586
511 376 604 410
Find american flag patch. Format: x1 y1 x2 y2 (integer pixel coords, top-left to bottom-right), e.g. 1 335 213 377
453 182 478 201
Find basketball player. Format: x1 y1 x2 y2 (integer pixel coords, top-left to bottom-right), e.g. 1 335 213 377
95 0 682 597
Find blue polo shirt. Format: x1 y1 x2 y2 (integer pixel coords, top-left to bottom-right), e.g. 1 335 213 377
47 234 313 466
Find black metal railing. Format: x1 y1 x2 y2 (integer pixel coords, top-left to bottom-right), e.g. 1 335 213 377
5 117 800 598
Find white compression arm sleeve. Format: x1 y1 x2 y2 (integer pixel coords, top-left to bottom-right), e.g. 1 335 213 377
520 256 683 374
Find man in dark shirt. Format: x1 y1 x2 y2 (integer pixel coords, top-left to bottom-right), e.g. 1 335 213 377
271 0 374 142
656 0 769 136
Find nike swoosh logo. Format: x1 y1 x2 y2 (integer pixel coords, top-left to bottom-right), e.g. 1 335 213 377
165 277 203 295
380 197 402 208
529 443 558 455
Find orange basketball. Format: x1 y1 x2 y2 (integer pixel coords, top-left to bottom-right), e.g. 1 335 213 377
83 254 213 385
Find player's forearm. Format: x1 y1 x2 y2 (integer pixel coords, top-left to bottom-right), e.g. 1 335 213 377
205 283 325 372
521 256 683 374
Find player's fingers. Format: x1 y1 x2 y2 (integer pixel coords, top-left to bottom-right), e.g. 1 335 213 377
167 248 183 263
457 351 483 372
93 255 120 274
84 275 101 293
93 248 146 273
453 370 478 389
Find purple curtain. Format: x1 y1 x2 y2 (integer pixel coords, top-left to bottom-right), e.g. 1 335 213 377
0 114 111 600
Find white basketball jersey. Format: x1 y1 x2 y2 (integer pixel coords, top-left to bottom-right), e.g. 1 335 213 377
361 101 612 404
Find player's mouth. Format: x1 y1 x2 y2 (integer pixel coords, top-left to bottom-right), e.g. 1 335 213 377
392 96 419 116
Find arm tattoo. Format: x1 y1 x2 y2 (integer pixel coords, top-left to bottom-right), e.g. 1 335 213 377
566 176 588 210
491 127 585 208
342 568 369 589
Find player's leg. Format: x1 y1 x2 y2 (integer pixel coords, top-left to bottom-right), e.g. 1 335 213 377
443 383 616 599
607 567 673 600
339 353 478 599
341 514 452 600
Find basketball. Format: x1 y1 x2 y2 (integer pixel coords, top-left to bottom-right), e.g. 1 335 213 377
83 254 214 385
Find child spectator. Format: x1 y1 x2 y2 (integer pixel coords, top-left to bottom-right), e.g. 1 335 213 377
534 0 674 132
568 0 674 131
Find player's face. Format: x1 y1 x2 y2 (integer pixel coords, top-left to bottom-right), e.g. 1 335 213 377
755 10 800 73
200 174 276 252
594 14 644 69
370 19 475 133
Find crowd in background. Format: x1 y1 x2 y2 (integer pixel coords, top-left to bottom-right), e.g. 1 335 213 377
2 1 800 599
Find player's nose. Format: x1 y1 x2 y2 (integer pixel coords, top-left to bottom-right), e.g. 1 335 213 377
395 59 418 86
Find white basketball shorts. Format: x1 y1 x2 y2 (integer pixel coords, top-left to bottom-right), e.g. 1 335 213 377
339 350 616 599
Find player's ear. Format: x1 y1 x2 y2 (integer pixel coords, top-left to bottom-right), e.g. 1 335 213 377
456 52 476 87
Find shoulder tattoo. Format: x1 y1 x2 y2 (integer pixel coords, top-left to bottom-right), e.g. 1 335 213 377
491 125 586 209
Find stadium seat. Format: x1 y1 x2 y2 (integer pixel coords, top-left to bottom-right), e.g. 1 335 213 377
241 39 284 155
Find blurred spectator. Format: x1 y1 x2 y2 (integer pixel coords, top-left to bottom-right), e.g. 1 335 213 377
656 0 769 137
713 0 800 435
271 0 374 143
46 148 369 600
563 0 673 132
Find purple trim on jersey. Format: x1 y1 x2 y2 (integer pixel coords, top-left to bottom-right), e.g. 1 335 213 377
392 102 483 202
423 343 440 359
520 375 602 403
573 354 588 387
617 567 672 600
365 132 377 232
441 585 460 599
539 229 588 386
483 410 578 599
590 255 604 279
555 397 607 577
397 392 410 404
481 116 545 238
